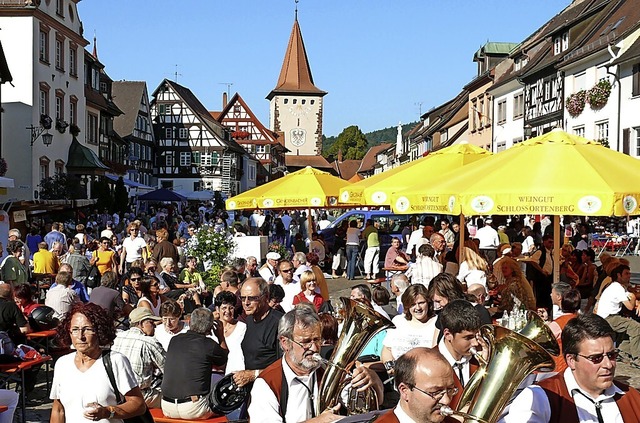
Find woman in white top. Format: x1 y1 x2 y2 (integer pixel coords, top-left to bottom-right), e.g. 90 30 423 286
406 243 442 287
381 284 435 361
74 223 89 245
345 220 361 280
521 227 535 255
137 275 162 316
214 291 246 374
457 247 488 290
155 300 189 351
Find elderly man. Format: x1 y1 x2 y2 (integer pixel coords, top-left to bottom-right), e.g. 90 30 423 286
390 274 410 313
45 271 79 319
235 278 284 388
375 347 458 423
49 263 90 303
351 284 390 320
161 308 228 419
550 282 572 321
248 305 383 422
65 245 92 288
259 252 280 283
245 256 260 278
503 314 640 422
8 229 30 272
292 252 312 285
275 260 300 312
430 233 447 265
113 308 165 408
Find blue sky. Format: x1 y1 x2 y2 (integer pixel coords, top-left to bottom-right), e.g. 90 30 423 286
78 0 570 137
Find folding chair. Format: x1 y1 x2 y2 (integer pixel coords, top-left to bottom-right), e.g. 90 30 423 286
355 242 367 277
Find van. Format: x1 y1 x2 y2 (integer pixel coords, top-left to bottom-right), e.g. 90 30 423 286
320 210 435 259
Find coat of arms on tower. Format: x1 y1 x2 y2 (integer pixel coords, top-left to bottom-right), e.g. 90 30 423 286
291 128 306 147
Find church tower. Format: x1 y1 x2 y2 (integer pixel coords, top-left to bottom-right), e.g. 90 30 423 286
267 13 327 157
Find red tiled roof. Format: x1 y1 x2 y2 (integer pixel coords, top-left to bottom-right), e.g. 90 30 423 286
358 143 392 173
333 159 361 180
285 155 333 169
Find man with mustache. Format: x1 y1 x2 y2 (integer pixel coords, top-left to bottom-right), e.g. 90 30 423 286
502 314 640 422
248 304 383 422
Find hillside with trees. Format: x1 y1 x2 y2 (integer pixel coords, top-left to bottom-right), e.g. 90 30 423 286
322 122 418 158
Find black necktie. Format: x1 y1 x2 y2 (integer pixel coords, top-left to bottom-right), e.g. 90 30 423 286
453 362 464 387
572 389 604 423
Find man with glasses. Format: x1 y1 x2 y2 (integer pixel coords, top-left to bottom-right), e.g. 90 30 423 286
275 260 300 312
503 313 640 422
248 305 382 422
235 278 284 389
375 347 458 423
120 223 148 273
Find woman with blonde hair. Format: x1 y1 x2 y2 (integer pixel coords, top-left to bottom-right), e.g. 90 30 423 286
292 270 324 312
457 246 488 289
491 257 536 313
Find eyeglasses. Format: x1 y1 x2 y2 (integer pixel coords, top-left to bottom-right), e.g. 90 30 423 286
151 283 160 287
70 327 96 336
409 385 459 402
280 268 294 273
290 337 322 350
162 317 179 323
130 277 141 282
575 349 619 364
240 295 262 302
130 229 139 232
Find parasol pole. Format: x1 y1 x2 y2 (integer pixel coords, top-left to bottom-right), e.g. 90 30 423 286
553 215 560 284
308 207 313 238
458 214 466 264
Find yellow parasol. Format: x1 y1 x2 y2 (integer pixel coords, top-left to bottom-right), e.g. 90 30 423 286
339 142 492 206
225 166 352 211
391 130 640 217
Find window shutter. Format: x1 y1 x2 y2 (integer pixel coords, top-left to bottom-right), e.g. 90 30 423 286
623 128 630 155
633 64 640 97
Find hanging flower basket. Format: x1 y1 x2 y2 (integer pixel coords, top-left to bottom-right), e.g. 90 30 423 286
0 158 7 177
566 90 587 117
231 130 251 140
588 79 612 109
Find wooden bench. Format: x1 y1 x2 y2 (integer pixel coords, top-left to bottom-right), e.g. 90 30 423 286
0 356 51 422
149 408 228 422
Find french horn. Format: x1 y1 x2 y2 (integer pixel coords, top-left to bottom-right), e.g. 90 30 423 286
315 297 395 416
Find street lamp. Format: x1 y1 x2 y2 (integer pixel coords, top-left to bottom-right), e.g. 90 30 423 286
27 114 53 146
524 124 533 140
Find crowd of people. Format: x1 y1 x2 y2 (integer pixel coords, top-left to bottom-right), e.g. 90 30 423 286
0 206 637 422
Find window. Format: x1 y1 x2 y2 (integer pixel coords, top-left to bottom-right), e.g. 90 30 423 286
179 152 191 166
39 89 49 116
597 65 609 82
635 128 640 157
179 128 188 139
55 94 63 119
55 160 64 175
497 100 507 124
193 182 201 191
310 100 315 105
562 32 569 51
165 127 173 139
87 113 98 144
293 99 297 105
512 137 523 145
479 98 485 127
92 68 99 90
496 141 506 152
471 100 478 130
632 64 640 97
212 151 220 165
249 164 256 181
256 145 267 154
39 157 50 181
573 126 585 138
284 98 289 105
596 121 609 143
39 30 49 62
574 72 586 92
192 151 201 164
69 47 77 76
161 180 173 189
55 38 63 70
513 93 524 119
56 0 64 16
554 37 561 55
201 153 211 166
165 153 173 166
69 97 76 124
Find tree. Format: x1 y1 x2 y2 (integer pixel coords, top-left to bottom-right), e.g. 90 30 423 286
92 177 113 212
38 173 85 200
324 125 369 160
114 177 129 214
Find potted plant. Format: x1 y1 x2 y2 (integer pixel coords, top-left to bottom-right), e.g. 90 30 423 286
566 90 586 117
56 119 69 133
588 79 612 109
70 123 81 136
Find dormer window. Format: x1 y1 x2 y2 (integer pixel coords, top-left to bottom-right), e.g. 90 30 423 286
554 32 569 55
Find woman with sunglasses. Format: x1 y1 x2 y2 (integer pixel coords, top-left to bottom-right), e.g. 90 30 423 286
137 275 163 316
291 270 324 312
91 237 119 277
122 266 145 307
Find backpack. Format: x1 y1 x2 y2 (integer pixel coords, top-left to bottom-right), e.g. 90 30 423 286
86 264 101 289
0 331 15 355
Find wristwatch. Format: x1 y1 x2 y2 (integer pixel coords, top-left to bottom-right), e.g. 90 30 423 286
107 406 115 419
384 361 395 372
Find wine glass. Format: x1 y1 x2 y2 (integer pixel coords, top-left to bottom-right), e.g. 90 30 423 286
82 392 100 416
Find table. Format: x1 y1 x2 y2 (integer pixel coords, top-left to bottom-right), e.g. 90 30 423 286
0 356 51 422
149 407 228 422
26 329 57 356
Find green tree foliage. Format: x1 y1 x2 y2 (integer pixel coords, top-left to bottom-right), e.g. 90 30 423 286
325 125 369 160
38 173 85 200
213 191 225 211
114 177 129 214
93 177 114 212
323 122 418 156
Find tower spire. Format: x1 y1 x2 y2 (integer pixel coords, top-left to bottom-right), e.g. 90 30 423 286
295 0 298 20
92 32 98 59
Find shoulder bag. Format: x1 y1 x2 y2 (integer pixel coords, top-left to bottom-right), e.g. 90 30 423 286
102 350 154 423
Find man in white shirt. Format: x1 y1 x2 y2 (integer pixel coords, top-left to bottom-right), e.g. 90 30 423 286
376 347 458 423
596 264 640 359
437 300 484 409
248 306 382 423
502 313 640 423
350 284 389 320
259 252 280 283
550 282 572 321
475 218 499 263
274 260 301 312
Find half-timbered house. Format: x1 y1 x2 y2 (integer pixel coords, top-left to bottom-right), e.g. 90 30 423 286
150 79 246 197
213 92 287 183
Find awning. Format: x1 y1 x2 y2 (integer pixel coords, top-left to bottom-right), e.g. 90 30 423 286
105 173 154 190
66 137 109 172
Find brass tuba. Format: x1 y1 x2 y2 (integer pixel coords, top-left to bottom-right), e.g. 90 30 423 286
315 297 395 416
453 310 560 423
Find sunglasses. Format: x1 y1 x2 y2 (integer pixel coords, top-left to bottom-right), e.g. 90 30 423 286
130 277 141 282
281 268 294 273
240 295 262 302
575 349 619 364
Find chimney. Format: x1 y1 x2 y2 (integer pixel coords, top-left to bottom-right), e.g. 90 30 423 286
222 92 228 108
337 148 343 163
